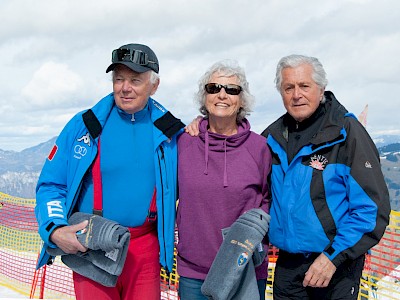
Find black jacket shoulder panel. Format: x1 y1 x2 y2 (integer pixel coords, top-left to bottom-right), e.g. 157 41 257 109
154 111 185 139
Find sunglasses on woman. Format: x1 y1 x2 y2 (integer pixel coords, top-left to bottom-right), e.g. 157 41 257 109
205 83 242 95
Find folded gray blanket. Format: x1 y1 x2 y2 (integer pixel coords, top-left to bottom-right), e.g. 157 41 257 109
201 208 270 300
47 212 130 287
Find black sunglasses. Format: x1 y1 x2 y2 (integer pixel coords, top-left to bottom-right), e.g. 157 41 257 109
112 48 157 66
205 83 242 96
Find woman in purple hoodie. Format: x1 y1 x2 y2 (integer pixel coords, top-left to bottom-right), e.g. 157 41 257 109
177 60 272 300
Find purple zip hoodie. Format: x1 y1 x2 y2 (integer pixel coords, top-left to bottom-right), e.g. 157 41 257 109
176 118 272 280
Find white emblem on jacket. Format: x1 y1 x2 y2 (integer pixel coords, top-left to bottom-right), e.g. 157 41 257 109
47 200 64 218
77 132 91 146
309 154 328 171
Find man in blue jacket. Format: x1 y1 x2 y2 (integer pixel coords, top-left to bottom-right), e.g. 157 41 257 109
262 54 390 299
35 43 184 300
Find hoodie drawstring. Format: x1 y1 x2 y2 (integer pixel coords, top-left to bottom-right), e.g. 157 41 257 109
204 130 229 187
204 130 209 175
223 138 228 187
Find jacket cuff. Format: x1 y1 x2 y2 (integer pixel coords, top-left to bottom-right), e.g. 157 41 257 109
323 245 346 268
41 220 68 246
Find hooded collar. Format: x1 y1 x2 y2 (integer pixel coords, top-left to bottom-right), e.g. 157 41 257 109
199 118 251 187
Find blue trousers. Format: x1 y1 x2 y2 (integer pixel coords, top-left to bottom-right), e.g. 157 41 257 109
178 276 267 300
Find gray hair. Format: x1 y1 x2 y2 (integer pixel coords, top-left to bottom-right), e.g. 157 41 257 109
194 60 255 121
112 67 160 84
149 71 160 84
275 54 328 101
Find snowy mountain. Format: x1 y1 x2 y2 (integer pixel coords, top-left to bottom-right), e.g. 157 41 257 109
0 136 399 210
379 143 400 211
373 135 400 148
0 137 56 198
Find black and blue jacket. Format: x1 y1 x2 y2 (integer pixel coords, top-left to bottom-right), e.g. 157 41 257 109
262 91 390 267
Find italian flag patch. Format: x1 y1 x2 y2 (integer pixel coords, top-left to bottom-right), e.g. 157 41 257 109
48 145 58 161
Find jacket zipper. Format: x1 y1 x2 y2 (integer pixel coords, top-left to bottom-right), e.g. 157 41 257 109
157 145 169 273
159 145 168 189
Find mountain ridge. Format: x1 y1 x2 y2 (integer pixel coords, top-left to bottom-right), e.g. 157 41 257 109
1 135 399 210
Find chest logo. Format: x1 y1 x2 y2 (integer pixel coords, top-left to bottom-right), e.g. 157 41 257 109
77 132 91 147
74 145 87 159
309 154 328 171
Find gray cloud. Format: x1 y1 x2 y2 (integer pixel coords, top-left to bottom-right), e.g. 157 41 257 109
0 0 399 151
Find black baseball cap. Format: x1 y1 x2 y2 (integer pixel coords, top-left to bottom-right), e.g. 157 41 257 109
106 43 159 74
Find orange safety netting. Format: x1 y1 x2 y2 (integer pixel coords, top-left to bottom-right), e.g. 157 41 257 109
0 192 399 299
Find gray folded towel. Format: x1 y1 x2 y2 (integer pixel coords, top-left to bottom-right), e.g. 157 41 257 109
62 254 119 287
201 208 270 300
47 212 130 287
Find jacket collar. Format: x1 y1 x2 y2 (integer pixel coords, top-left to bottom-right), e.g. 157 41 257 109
266 91 348 149
86 93 184 144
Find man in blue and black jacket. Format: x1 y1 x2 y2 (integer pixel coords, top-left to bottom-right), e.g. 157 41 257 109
262 54 390 300
35 43 184 300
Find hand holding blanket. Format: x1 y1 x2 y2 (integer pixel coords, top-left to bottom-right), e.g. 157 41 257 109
47 212 130 287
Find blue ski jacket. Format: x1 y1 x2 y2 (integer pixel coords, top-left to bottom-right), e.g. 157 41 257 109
262 91 390 267
35 93 184 271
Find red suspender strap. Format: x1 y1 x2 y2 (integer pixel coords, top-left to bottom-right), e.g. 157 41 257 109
92 139 103 216
146 188 157 222
92 138 157 222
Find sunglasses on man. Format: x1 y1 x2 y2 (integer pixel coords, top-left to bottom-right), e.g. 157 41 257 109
205 83 242 96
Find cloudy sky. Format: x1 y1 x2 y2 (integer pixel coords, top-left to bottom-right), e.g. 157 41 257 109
0 0 399 151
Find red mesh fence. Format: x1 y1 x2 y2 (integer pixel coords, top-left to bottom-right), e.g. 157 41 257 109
0 192 399 299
